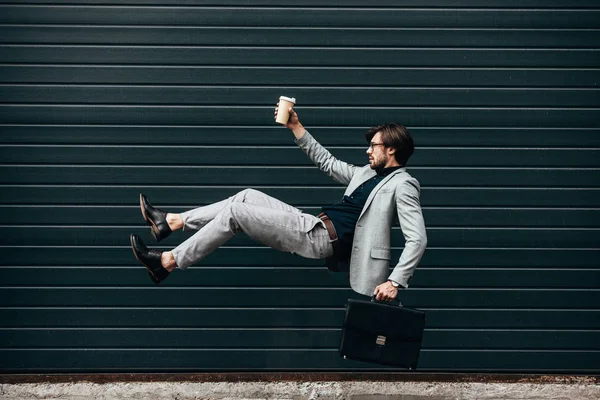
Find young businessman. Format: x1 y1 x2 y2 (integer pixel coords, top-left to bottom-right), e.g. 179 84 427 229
130 105 427 302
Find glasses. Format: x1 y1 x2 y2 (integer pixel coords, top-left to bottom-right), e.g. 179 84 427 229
368 142 386 150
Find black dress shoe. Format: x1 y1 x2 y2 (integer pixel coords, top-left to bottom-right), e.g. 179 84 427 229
130 234 170 284
139 193 172 242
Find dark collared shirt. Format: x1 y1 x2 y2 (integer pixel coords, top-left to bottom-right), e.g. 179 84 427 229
321 166 401 261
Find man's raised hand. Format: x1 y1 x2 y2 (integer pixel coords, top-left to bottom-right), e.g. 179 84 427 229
274 103 306 139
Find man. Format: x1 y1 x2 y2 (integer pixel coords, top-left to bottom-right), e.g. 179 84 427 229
130 105 427 302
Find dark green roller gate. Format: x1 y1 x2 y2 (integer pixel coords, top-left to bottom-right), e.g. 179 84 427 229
0 0 599 373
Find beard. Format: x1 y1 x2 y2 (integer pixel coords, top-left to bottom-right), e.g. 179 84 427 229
369 156 387 171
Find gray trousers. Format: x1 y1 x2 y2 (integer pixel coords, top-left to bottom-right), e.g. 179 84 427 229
171 189 335 269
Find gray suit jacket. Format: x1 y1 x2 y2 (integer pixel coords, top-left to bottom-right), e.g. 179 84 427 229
296 131 427 296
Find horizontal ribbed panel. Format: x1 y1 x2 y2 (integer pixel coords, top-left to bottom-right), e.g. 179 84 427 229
1 6 599 28
2 308 598 329
2 288 599 308
4 248 599 268
1 0 599 6
1 66 597 85
3 226 599 248
3 27 599 48
2 86 599 107
3 328 598 350
3 146 600 167
2 166 597 187
3 267 600 288
2 47 598 67
1 349 599 372
1 187 598 206
2 206 598 227
1 126 599 146
1 107 598 127
1 0 599 374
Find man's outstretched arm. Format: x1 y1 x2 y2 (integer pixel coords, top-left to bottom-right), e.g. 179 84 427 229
276 105 358 185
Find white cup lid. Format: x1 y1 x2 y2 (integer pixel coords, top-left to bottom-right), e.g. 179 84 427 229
279 96 296 104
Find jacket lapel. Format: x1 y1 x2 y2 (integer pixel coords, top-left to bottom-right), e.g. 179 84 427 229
359 167 407 219
344 167 376 196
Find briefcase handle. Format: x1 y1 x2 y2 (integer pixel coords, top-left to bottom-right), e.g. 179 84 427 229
370 295 402 306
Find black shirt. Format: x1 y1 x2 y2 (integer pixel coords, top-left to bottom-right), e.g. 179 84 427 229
321 166 402 261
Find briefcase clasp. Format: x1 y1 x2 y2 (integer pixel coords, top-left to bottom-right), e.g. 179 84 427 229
376 335 386 346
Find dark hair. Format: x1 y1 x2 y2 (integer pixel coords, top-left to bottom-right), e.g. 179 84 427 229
365 123 414 166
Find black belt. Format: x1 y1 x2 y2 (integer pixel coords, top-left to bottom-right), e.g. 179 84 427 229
318 212 339 254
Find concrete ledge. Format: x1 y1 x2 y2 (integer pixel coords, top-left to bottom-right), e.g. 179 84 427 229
1 375 599 400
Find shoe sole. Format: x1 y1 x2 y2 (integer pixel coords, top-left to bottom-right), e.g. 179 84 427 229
139 194 162 241
130 234 161 284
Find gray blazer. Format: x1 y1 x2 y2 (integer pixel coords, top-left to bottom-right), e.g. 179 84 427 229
296 131 427 296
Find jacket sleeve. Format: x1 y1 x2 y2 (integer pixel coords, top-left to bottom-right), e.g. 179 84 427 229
295 131 358 185
388 178 427 288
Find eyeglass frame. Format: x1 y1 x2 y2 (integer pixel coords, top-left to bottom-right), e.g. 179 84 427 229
368 142 386 150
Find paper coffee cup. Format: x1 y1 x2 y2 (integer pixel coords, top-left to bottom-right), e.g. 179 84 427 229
276 96 296 125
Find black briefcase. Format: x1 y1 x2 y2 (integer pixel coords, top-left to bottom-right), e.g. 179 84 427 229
339 297 425 369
